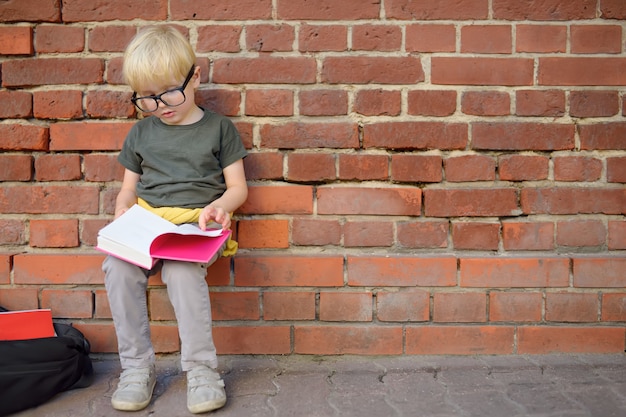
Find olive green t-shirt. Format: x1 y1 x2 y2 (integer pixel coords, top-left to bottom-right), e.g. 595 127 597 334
118 110 247 209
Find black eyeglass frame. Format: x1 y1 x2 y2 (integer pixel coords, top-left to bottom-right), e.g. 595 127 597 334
130 65 196 112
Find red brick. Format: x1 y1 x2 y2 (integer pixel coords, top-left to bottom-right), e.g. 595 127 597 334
573 258 626 288
196 89 241 117
82 219 110 248
517 326 625 354
452 222 500 251
299 89 348 116
354 89 401 116
287 153 336 182
397 221 449 249
294 325 403 355
235 255 343 287
263 291 316 321
49 122 132 151
213 326 291 354
42 289 92 318
461 91 510 116
0 90 32 118
319 292 373 322
245 89 293 116
539 58 626 86
347 256 457 287
0 288 39 310
344 221 393 247
260 122 358 149
601 0 626 18
432 57 533 86
607 157 626 183
489 292 542 322
243 152 283 181
516 25 566 53
171 0 272 20
352 24 402 51
363 121 467 150
406 326 514 355
33 90 83 119
239 185 313 215
2 58 103 87
34 154 81 181
386 0 488 20
377 289 430 322
499 155 549 181
13 254 104 285
292 218 342 246
502 222 554 251
493 0 596 20
0 26 33 55
94 289 111 319
391 154 442 183
601 293 626 321
211 292 260 321
445 155 496 181
278 0 380 19
34 25 84 53
406 24 456 53
545 292 598 322
322 56 424 84
238 219 289 249
516 90 565 117
246 24 294 52
433 292 487 322
556 220 605 247
460 257 569 288
318 187 421 216
73 323 117 353
608 221 626 250
84 154 125 182
0 185 99 214
521 188 625 215
338 154 388 181
0 154 32 181
407 90 457 116
461 25 511 54
86 90 135 118
0 123 48 151
553 156 602 182
0 0 60 22
62 0 167 22
30 219 79 248
298 25 347 52
424 188 519 217
0 220 26 245
570 90 619 118
213 56 316 84
197 25 242 53
472 122 574 150
579 122 626 150
151 325 180 353
571 25 622 54
147 290 173 320
88 25 136 52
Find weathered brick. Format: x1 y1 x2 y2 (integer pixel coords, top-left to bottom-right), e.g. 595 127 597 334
489 292 543 322
521 188 625 215
298 24 347 52
571 25 622 54
0 26 33 55
377 289 430 322
319 292 373 322
573 258 626 288
607 157 626 183
445 154 496 182
42 289 92 318
214 326 291 354
391 154 442 183
539 58 626 86
246 24 295 52
460 257 569 288
197 25 242 53
286 153 336 182
0 123 48 151
0 220 26 245
433 292 487 322
363 121 467 150
545 292 599 322
294 325 403 355
13 254 104 285
86 90 135 118
2 58 103 87
49 122 132 151
29 219 79 248
34 154 81 181
579 122 626 150
556 220 606 248
498 155 549 181
452 222 500 250
407 90 457 116
570 90 619 118
243 152 283 181
397 221 449 249
62 0 167 22
344 221 394 247
502 222 554 251
235 255 343 287
263 291 316 321
238 185 313 215
260 122 358 149
211 292 260 321
322 56 424 84
0 90 32 118
601 293 626 321
318 186 421 216
84 154 124 182
516 90 565 117
171 0 272 20
245 89 293 116
0 288 39 310
0 185 99 214
352 24 402 51
354 89 401 116
461 25 511 54
35 25 84 53
213 56 316 84
347 256 457 287
432 57 533 86
0 154 32 181
33 90 83 120
493 0 596 20
238 219 289 249
196 89 241 117
278 0 380 20
88 25 136 52
406 326 514 355
461 91 510 116
472 122 574 150
406 24 456 52
424 188 520 217
608 221 626 250
299 89 348 116
386 0 488 20
518 326 625 354
553 156 602 182
292 217 342 246
338 154 388 181
516 25 566 53
0 0 60 22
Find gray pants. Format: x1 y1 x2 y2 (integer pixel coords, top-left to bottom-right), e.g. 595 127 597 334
103 250 223 371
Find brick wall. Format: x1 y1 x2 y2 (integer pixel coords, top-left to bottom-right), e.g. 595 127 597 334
1 0 625 355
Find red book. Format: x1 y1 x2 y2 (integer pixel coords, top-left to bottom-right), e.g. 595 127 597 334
0 309 55 341
96 204 231 269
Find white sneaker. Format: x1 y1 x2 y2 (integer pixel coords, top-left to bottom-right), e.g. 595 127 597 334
187 365 227 413
111 366 156 411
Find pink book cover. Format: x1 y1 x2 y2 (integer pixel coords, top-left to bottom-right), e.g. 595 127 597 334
149 229 231 263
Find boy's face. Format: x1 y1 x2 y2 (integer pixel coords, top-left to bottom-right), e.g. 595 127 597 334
132 65 202 126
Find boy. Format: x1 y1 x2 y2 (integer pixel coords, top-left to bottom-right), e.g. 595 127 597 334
103 26 247 414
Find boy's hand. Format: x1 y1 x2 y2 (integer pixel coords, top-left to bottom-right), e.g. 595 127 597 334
199 205 231 231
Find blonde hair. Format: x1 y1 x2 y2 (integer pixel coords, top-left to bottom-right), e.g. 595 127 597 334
123 26 196 92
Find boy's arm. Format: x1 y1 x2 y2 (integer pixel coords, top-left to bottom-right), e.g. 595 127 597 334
114 169 141 219
199 159 248 230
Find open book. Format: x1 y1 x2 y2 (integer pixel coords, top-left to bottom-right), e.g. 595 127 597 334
96 204 231 269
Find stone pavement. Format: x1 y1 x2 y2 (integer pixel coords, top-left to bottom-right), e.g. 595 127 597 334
10 353 626 417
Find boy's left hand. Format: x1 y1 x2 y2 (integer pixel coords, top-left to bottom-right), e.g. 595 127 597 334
199 205 231 231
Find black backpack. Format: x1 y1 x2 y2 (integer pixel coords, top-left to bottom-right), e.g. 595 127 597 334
0 307 94 416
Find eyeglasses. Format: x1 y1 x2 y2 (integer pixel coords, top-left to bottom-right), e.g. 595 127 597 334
131 65 195 113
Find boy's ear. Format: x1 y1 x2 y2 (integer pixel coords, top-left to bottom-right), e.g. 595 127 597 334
193 65 201 87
